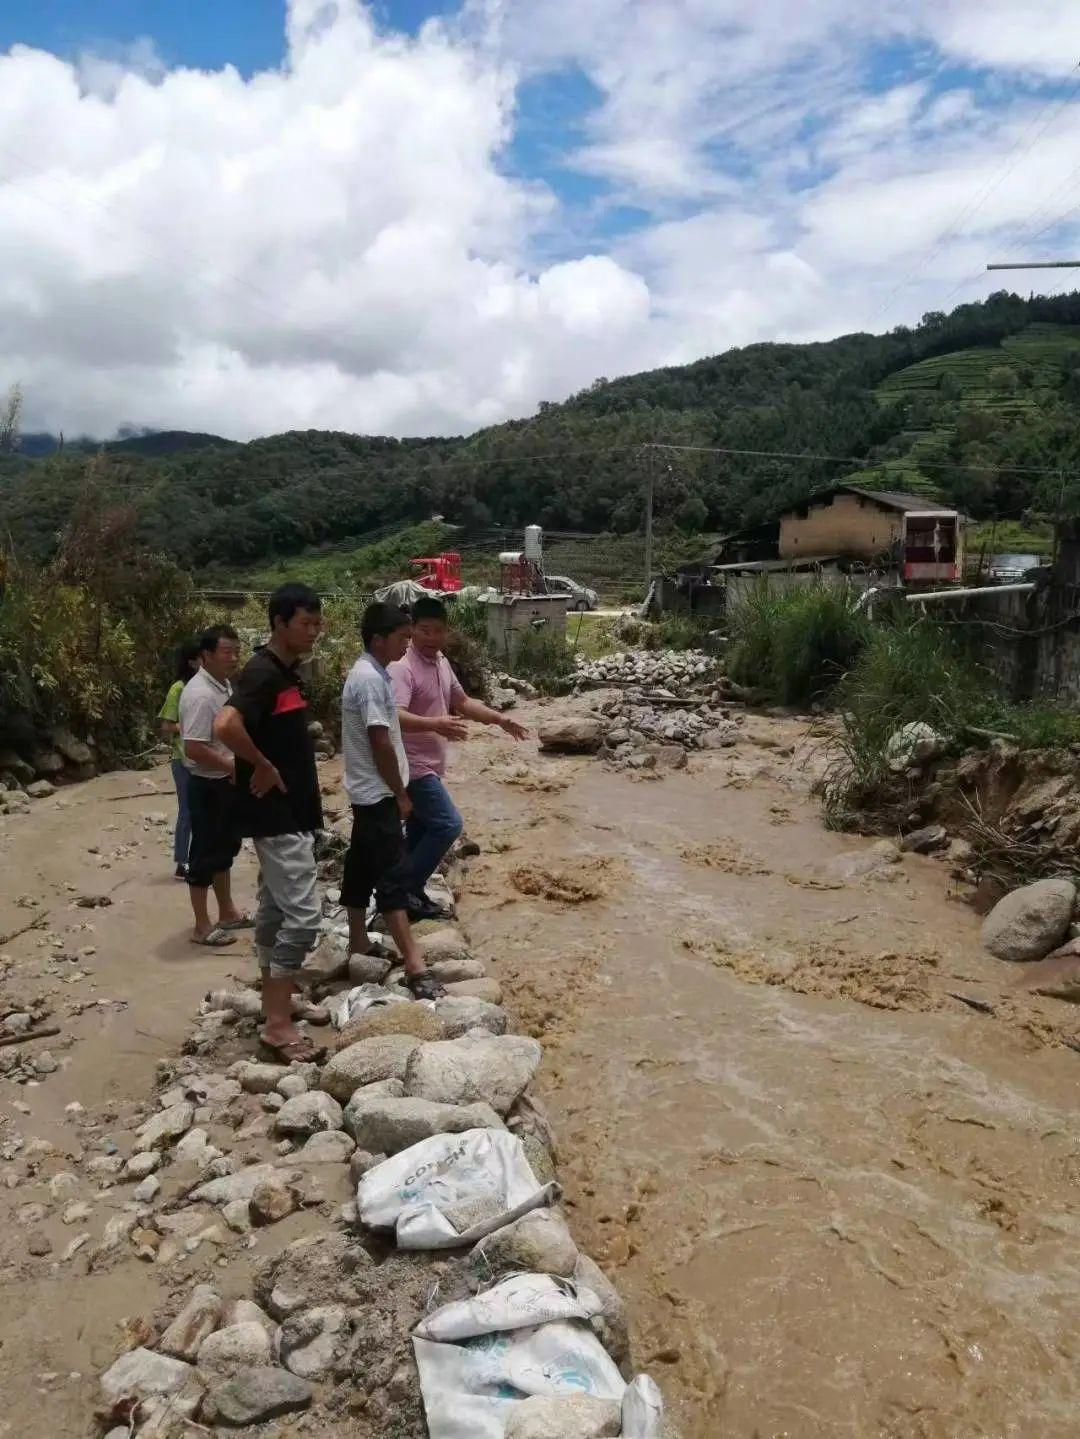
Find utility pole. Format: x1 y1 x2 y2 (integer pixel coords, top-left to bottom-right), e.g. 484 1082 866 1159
644 444 655 592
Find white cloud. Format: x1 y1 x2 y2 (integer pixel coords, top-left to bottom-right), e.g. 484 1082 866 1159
2 0 1080 441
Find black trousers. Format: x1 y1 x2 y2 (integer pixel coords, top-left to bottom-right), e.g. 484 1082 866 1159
340 797 411 914
186 775 241 889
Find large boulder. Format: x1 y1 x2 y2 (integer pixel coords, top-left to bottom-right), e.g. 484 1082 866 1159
538 716 605 754
320 1035 421 1102
133 1101 194 1153
279 1305 351 1380
193 1164 302 1208
197 1323 274 1378
471 1209 578 1279
981 878 1076 962
405 1035 542 1115
441 977 504 1005
435 995 508 1038
300 938 351 984
342 1093 504 1154
417 928 472 965
886 721 946 772
504 1394 621 1438
273 1091 343 1137
201 1366 313 1427
99 1348 198 1406
296 1130 356 1164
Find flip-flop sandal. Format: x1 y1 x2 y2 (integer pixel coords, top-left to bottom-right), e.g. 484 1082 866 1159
405 970 448 1001
192 928 238 948
217 915 255 931
259 1035 327 1064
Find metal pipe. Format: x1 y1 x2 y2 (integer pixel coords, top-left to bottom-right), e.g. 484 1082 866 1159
986 261 1080 270
906 583 1036 603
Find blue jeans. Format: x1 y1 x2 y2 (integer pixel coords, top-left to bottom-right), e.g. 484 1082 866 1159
405 774 463 895
171 759 192 866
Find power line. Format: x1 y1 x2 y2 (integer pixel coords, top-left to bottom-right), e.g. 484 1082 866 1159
648 441 1076 479
862 62 1080 328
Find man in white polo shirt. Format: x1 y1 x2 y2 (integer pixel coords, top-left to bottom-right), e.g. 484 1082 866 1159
179 624 247 947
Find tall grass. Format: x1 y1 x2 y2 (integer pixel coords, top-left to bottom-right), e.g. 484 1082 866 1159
727 582 872 705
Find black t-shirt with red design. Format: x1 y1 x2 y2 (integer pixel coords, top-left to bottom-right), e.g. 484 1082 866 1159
228 647 323 838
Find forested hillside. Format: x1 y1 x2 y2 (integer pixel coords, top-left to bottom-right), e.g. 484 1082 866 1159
3 290 1080 572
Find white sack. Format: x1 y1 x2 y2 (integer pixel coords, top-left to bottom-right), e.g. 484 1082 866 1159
357 1128 557 1249
329 983 412 1029
621 1375 666 1437
414 1274 606 1342
412 1319 625 1439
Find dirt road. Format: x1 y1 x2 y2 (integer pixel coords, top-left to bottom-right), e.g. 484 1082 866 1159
1 703 1079 1437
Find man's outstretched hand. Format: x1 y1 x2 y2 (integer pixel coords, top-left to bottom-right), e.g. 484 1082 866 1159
499 717 529 742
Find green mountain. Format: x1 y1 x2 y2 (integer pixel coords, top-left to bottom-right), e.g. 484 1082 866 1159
4 290 1080 573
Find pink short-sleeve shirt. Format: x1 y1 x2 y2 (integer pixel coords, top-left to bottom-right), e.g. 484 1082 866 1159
389 644 466 781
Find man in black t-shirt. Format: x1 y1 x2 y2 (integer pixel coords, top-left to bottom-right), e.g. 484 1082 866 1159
215 583 325 1062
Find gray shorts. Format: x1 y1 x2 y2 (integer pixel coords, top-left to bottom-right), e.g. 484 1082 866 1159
253 832 321 980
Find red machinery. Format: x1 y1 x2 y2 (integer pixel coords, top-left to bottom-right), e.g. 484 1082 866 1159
410 552 462 593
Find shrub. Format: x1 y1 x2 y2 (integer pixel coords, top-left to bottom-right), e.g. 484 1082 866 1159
509 626 575 692
727 582 872 705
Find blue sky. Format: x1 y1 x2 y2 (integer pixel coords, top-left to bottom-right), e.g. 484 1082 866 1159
1 0 1078 439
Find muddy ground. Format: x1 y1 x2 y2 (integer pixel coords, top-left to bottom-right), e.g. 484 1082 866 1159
2 699 1079 1437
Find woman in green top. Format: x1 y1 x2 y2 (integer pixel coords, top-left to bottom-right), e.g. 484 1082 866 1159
159 642 200 878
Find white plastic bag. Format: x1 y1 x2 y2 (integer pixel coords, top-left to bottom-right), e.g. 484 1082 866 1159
414 1273 606 1341
357 1128 557 1249
621 1374 665 1437
413 1319 625 1439
329 983 411 1029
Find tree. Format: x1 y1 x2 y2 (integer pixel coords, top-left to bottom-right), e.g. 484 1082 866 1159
676 494 708 533
0 383 21 454
988 365 1018 395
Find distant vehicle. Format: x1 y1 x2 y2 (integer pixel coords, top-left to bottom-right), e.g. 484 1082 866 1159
987 553 1041 583
545 575 599 611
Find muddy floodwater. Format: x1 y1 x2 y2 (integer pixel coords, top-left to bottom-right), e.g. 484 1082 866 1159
1 702 1078 1438
459 709 1080 1438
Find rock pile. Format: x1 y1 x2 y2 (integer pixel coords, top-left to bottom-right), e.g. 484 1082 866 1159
85 892 674 1437
0 724 97 811
571 648 719 691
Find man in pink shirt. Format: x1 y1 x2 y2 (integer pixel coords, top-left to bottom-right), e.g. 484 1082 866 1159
390 596 528 921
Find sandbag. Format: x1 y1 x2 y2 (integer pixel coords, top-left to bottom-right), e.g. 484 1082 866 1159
621 1375 665 1437
329 983 411 1029
413 1319 625 1439
357 1128 557 1249
414 1273 606 1342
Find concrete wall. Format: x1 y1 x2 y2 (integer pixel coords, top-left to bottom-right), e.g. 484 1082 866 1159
780 493 903 561
485 594 569 666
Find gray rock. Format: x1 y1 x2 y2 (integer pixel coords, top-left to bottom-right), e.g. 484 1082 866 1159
504 1394 621 1439
250 1176 300 1225
0 748 34 785
900 823 949 854
574 1254 629 1364
233 1061 290 1094
193 1163 301 1208
981 878 1077 962
279 1304 351 1380
348 951 393 985
49 726 93 765
348 1149 387 1184
472 1208 578 1278
255 1231 373 1320
442 977 504 1005
273 1090 343 1137
222 1199 252 1234
159 1284 223 1361
418 928 472 965
202 1366 313 1427
699 725 738 749
123 1151 161 1181
297 1130 356 1164
343 1093 504 1154
886 721 946 772
173 1126 223 1171
33 1049 59 1074
134 1101 194 1153
197 1322 274 1377
276 1072 309 1098
221 1299 276 1335
299 938 351 984
99 1348 199 1406
26 779 56 799
133 1174 161 1203
434 996 508 1037
538 716 605 754
320 1035 420 1102
405 1035 542 1115
429 957 487 983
